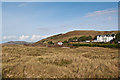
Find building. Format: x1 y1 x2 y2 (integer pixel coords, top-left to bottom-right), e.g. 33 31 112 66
85 40 90 43
57 41 63 46
118 41 120 44
92 40 98 42
96 34 115 42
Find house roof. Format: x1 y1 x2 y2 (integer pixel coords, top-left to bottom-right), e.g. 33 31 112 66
97 34 115 37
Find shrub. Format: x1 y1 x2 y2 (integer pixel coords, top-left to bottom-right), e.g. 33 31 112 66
114 33 120 44
48 41 54 45
72 43 120 48
63 40 69 43
87 36 92 40
78 36 87 42
68 38 74 42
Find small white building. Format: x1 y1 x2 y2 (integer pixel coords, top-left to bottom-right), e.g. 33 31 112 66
85 40 90 43
97 34 115 42
57 41 63 45
118 41 120 44
92 40 98 42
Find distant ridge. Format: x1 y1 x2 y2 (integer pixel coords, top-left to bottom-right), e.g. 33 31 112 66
3 41 34 45
34 30 119 45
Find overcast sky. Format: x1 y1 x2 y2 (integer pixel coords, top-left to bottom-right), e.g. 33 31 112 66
2 2 118 43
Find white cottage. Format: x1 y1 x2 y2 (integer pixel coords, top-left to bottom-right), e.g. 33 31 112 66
57 41 63 45
97 34 115 42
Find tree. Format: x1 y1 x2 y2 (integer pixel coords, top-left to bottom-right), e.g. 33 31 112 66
114 33 120 44
48 41 54 45
72 37 78 42
63 40 69 43
78 36 87 42
87 36 92 40
68 38 73 42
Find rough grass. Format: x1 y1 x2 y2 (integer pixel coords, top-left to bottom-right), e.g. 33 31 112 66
2 44 119 78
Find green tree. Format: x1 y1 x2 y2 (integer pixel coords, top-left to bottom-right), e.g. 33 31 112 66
78 36 87 42
72 37 78 41
114 33 120 44
87 36 92 40
48 41 54 45
63 40 69 43
68 38 73 42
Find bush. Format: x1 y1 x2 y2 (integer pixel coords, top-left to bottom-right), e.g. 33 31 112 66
114 33 120 44
87 36 92 40
72 43 120 48
48 41 54 45
68 38 73 42
63 40 69 43
78 36 87 42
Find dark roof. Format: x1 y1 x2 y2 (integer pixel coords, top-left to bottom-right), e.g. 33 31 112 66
97 34 115 37
97 35 101 37
111 34 115 37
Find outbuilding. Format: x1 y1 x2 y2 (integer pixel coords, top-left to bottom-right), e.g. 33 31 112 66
57 41 63 46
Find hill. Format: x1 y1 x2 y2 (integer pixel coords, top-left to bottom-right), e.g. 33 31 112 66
34 30 119 45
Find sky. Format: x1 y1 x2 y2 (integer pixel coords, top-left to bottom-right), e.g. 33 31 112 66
2 0 120 2
2 2 118 43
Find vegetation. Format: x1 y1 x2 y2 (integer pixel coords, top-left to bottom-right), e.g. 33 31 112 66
68 36 92 42
34 30 119 45
93 36 97 40
2 31 120 78
87 36 92 40
78 36 87 42
48 41 54 45
2 44 119 78
72 43 120 48
63 40 69 43
111 32 120 44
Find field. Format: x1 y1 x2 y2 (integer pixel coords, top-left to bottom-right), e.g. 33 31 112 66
2 44 119 78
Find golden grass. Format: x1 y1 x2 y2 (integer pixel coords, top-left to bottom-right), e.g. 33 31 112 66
2 44 119 78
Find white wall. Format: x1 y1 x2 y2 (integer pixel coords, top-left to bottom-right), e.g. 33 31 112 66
97 35 115 42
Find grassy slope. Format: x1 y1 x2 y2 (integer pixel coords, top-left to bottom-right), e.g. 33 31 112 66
34 30 119 45
2 44 119 78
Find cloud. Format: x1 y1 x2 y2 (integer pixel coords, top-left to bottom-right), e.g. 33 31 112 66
19 35 29 40
18 3 27 7
85 9 117 17
30 35 51 41
2 36 16 41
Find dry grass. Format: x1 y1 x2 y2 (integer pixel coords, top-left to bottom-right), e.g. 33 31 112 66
2 44 119 78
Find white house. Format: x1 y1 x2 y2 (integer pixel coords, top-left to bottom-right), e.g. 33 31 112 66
57 41 63 45
85 40 90 43
118 41 120 44
96 34 115 42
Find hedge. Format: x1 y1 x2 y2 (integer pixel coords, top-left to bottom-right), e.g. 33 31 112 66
72 43 120 48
